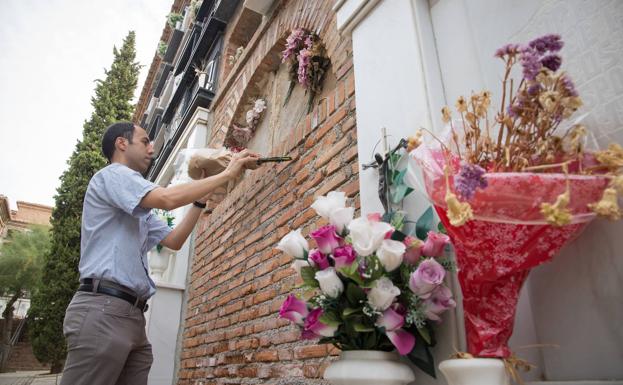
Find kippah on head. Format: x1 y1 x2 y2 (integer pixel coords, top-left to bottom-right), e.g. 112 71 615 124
102 122 135 161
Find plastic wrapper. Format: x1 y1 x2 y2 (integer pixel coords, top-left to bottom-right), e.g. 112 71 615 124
409 145 609 357
187 147 232 180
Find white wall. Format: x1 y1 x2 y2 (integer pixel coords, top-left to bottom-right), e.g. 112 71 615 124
147 114 210 385
343 0 464 383
147 286 184 385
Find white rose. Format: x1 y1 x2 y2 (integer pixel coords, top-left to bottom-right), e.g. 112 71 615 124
377 239 406 272
367 277 401 311
276 229 309 259
290 259 310 276
311 191 346 219
329 207 355 234
315 268 344 299
347 217 393 257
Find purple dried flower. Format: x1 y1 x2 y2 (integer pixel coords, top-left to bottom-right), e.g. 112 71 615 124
560 74 578 97
282 28 307 62
541 54 562 72
519 46 541 81
494 43 520 58
455 162 488 200
304 35 313 49
529 34 563 54
527 83 542 95
297 49 312 87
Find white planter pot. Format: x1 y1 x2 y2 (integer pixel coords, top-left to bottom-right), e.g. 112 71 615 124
439 358 510 385
324 350 415 385
149 246 175 280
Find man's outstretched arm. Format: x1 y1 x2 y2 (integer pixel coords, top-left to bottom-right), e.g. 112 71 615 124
140 149 259 211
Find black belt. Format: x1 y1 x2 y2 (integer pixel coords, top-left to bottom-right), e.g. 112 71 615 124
78 278 148 312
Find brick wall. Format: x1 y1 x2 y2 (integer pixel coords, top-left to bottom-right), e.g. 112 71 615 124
177 1 359 384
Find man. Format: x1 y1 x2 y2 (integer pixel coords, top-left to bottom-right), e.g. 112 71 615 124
60 121 259 385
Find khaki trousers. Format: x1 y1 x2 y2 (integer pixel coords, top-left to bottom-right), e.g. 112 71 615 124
60 291 152 385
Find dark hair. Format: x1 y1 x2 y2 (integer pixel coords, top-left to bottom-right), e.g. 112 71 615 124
101 122 135 161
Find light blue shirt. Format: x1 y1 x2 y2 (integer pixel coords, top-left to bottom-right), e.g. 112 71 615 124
79 163 172 299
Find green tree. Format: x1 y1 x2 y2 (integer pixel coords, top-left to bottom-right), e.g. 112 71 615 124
28 32 140 373
0 226 49 346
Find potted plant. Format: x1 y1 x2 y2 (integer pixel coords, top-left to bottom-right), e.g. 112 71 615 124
277 176 456 384
408 34 622 384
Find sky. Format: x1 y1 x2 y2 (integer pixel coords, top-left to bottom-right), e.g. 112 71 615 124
0 0 173 209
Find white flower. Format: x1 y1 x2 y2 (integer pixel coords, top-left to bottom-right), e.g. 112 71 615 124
254 99 267 112
347 217 393 257
377 239 406 272
315 268 344 298
311 191 346 219
290 259 310 276
329 207 355 234
367 277 401 311
276 229 309 259
246 109 256 125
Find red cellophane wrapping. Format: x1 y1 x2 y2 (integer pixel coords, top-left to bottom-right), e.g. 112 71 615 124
411 148 608 357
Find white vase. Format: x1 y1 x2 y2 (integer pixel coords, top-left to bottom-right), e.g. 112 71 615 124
149 246 175 280
439 358 510 385
324 350 415 385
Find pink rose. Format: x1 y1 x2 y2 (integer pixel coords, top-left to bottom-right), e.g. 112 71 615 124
309 249 330 270
421 231 450 257
311 225 341 254
332 245 356 269
409 258 446 299
423 285 456 322
303 308 337 338
367 213 382 222
376 305 415 355
279 294 309 325
403 236 423 265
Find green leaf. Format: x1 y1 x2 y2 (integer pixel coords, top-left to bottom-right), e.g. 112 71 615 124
417 326 432 345
345 283 366 306
415 207 435 240
363 332 378 349
342 307 363 317
300 266 319 288
407 341 437 378
339 264 364 286
393 168 407 185
437 221 447 234
354 323 375 333
390 230 407 242
389 211 406 230
319 311 342 327
391 183 409 204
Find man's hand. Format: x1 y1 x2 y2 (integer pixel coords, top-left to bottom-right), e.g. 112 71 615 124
224 149 261 179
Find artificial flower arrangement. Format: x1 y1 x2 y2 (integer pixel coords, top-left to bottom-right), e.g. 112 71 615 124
227 98 267 149
277 189 456 377
154 209 175 252
407 34 623 360
282 28 330 112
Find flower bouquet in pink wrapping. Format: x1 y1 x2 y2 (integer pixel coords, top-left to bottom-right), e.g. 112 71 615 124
407 34 623 363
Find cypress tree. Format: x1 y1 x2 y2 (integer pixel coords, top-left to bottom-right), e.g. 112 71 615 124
28 32 140 372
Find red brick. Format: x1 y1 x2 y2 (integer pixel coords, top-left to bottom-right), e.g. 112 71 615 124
346 73 355 96
254 350 279 362
294 344 328 359
337 81 346 106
